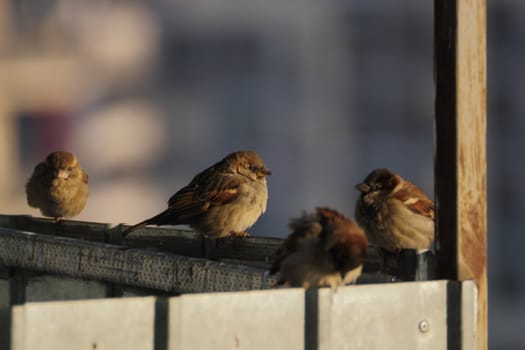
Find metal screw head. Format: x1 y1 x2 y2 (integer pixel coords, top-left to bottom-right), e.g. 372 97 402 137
418 320 430 333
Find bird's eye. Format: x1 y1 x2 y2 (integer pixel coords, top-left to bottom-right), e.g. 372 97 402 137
249 166 257 172
67 167 72 171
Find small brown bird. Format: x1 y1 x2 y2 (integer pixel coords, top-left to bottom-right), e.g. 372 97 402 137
355 168 434 252
271 207 367 290
124 150 271 237
26 151 89 222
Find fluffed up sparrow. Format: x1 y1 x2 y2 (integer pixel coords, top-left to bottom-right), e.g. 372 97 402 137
355 168 434 252
26 151 89 222
271 207 367 290
124 150 271 237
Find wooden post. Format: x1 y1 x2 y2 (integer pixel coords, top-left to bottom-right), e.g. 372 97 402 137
435 0 487 349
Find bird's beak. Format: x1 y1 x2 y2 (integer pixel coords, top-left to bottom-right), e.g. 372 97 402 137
355 183 369 193
56 169 69 179
259 168 272 176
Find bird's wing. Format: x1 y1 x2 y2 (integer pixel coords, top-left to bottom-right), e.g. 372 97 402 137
270 212 322 274
166 172 241 221
25 162 48 207
393 182 435 220
80 168 89 184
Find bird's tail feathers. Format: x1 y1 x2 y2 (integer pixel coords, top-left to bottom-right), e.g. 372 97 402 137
122 209 175 237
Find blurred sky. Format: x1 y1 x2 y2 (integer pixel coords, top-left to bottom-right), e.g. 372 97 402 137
0 0 522 348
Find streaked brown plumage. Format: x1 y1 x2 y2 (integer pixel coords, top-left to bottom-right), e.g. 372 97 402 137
124 150 271 237
271 207 367 290
26 151 89 221
355 168 434 252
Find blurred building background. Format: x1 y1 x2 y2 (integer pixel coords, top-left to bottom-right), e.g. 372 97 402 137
0 0 520 348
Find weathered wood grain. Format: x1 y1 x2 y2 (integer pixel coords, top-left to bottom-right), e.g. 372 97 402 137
435 0 487 348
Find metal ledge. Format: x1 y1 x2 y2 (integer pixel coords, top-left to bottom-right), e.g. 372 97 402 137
0 281 477 350
0 214 434 282
0 228 276 294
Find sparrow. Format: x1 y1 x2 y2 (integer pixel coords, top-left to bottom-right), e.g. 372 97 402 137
124 150 271 237
271 207 367 290
354 168 434 252
26 151 89 222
